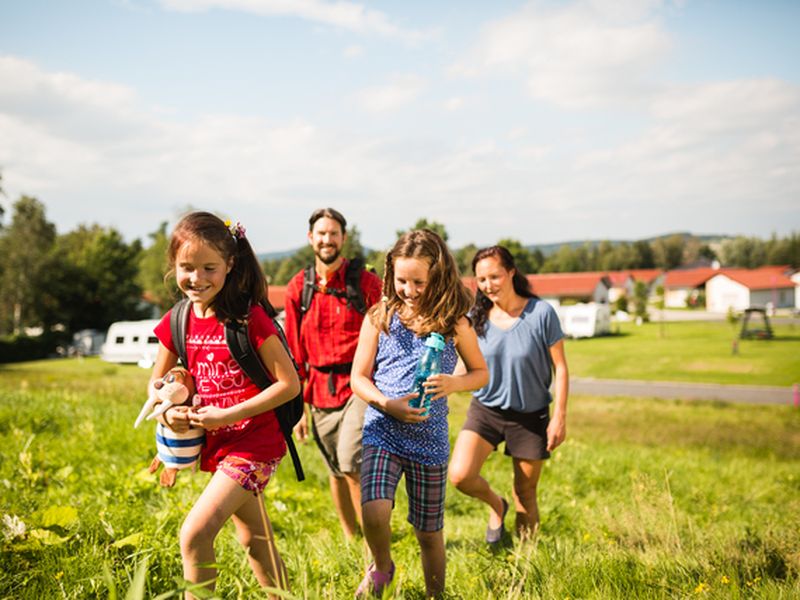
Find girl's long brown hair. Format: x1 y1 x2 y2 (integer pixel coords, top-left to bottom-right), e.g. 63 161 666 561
370 229 472 338
166 211 275 322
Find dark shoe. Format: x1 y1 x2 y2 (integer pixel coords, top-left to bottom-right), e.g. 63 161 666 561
485 497 508 544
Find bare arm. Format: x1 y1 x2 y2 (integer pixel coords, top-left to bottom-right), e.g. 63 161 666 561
546 339 569 451
350 316 425 423
424 317 489 400
189 335 301 430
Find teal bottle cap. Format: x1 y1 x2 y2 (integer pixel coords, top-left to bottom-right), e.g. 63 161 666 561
425 332 445 350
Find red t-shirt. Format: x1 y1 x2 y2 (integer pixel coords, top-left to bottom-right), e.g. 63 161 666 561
154 305 286 472
284 260 382 409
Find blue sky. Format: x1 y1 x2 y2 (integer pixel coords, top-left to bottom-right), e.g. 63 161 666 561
1 0 798 253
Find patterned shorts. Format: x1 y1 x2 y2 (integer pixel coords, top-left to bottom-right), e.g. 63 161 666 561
360 445 447 532
218 455 281 495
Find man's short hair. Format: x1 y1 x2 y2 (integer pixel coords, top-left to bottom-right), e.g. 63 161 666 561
309 208 347 233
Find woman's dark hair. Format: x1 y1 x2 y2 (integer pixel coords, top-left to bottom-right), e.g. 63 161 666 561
470 245 536 337
166 211 275 322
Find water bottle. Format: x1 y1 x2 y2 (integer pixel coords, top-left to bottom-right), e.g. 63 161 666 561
408 333 446 417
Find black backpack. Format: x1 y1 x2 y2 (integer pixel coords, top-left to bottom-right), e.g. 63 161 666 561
169 298 305 482
300 257 369 316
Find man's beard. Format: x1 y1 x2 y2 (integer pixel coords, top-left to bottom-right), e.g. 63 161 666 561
316 246 341 265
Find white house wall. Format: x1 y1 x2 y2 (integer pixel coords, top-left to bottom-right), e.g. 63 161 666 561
706 276 749 313
665 288 690 308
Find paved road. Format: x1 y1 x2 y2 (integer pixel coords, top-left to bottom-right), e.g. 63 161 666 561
571 376 798 405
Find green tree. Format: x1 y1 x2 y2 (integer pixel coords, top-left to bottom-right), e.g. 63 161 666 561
652 234 686 270
137 221 177 312
632 240 655 268
718 236 767 268
35 225 146 332
632 280 650 322
497 238 538 274
454 243 478 276
397 218 448 242
0 196 56 334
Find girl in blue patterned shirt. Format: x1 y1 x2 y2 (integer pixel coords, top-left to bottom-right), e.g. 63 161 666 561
351 229 488 598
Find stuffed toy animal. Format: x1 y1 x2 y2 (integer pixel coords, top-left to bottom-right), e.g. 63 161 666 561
134 367 205 487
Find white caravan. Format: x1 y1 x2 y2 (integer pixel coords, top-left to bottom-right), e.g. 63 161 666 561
100 320 160 365
558 303 611 338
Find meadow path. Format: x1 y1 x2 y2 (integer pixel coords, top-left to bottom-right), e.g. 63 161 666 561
570 376 797 405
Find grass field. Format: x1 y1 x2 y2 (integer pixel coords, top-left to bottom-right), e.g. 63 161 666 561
564 320 800 387
1 357 799 599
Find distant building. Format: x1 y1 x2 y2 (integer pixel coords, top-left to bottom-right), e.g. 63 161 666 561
527 273 611 305
662 267 719 308
705 267 796 313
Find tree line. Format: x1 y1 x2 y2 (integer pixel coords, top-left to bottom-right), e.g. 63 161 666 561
0 191 797 342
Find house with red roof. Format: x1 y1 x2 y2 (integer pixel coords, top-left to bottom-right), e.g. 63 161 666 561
268 285 287 311
705 267 797 312
526 273 611 305
662 267 719 308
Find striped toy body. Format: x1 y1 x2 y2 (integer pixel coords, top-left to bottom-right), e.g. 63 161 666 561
149 424 205 487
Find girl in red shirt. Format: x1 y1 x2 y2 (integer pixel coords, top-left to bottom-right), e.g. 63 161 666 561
150 212 300 599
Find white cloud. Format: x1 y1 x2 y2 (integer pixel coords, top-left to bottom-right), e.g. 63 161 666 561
443 97 464 111
160 0 426 43
354 75 425 112
453 0 675 109
343 44 364 58
1 54 797 254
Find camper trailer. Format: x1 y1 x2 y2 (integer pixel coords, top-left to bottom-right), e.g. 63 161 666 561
100 320 160 364
558 303 611 338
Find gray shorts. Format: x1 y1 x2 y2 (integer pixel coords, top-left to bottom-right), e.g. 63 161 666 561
311 394 367 476
462 397 551 461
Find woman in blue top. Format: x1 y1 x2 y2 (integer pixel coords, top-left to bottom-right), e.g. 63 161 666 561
351 230 488 598
449 246 569 544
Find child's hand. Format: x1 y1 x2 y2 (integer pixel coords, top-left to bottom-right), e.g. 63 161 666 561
188 405 230 431
423 373 459 401
383 392 428 423
164 405 192 433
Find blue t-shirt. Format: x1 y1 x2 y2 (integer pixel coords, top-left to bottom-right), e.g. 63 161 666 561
474 297 563 413
362 313 458 466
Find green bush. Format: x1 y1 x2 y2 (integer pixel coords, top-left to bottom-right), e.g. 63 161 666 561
0 336 49 363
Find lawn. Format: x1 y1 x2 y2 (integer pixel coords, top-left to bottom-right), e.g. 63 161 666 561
565 320 800 387
1 358 798 598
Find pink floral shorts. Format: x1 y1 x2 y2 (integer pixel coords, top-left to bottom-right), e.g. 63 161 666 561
218 455 281 494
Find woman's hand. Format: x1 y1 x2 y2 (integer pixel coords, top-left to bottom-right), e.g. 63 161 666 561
188 405 231 431
382 392 428 423
423 373 459 401
163 405 191 433
546 412 566 452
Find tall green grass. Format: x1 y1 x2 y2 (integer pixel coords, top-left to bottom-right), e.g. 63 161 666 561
1 358 798 598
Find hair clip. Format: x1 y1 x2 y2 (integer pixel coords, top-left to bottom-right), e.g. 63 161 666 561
224 219 246 240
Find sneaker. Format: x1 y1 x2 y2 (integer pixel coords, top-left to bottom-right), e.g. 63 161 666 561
355 561 395 598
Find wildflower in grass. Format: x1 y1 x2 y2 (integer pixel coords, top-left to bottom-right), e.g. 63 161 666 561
694 581 710 594
582 532 591 542
720 575 730 585
2 514 26 540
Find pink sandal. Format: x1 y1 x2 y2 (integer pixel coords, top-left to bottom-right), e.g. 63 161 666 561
355 561 395 598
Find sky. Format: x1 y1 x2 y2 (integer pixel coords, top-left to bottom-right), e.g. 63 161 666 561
1 0 799 254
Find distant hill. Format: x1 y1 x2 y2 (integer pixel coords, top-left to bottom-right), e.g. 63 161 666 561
261 233 732 261
528 232 731 256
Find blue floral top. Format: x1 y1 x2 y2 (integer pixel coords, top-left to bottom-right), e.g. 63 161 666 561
362 313 458 466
